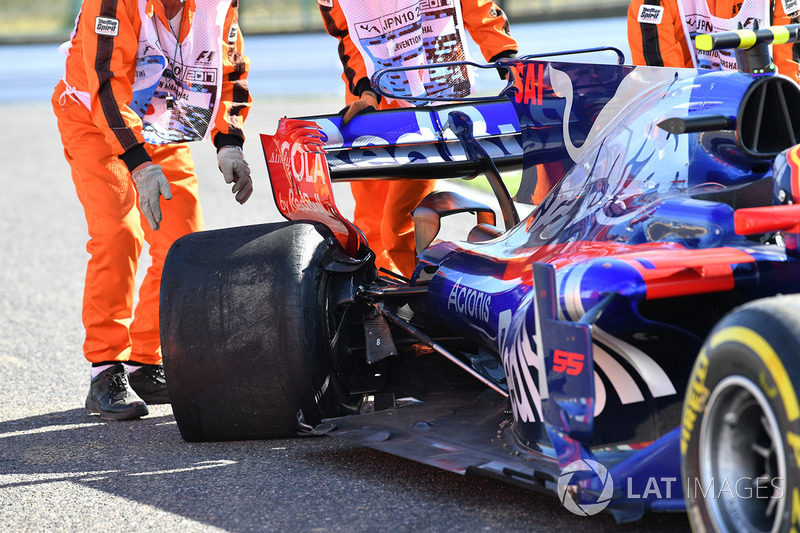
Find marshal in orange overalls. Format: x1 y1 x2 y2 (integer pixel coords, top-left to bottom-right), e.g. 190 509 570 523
320 0 518 277
627 0 800 82
52 0 251 365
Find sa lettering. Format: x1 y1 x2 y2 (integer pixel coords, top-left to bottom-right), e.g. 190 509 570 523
512 63 544 105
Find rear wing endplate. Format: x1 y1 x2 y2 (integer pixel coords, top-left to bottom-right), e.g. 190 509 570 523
260 119 365 256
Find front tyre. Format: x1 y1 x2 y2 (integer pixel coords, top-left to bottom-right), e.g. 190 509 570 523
681 294 800 533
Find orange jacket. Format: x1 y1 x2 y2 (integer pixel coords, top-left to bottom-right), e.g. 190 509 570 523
628 0 798 81
61 0 251 171
628 0 799 82
319 0 518 103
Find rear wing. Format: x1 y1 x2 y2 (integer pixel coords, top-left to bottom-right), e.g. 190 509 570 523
295 98 524 182
274 56 686 191
290 47 634 187
260 52 697 252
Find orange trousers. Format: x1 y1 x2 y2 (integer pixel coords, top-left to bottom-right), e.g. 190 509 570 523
351 179 435 277
345 92 436 278
52 82 203 365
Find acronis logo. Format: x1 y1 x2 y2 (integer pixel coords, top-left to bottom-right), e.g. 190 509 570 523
447 277 491 322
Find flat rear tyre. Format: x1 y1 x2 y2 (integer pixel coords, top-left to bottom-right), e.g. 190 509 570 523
160 221 357 441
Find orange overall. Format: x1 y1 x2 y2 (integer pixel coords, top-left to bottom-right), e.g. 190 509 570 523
52 0 251 365
627 0 799 82
320 0 518 277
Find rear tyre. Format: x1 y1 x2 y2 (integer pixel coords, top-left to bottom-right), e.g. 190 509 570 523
681 294 800 533
160 221 357 441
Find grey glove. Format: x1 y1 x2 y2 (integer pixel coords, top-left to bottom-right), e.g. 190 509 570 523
131 164 172 231
217 145 253 204
342 90 378 124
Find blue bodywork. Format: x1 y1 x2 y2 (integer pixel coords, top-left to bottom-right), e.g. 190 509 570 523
265 50 800 522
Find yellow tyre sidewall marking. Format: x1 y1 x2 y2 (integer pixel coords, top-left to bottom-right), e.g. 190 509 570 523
681 350 709 455
708 326 800 531
709 325 800 422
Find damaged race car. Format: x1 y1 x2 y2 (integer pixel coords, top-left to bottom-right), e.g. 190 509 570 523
159 24 800 531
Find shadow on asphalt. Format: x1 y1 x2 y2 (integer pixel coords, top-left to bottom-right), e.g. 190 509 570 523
0 407 691 532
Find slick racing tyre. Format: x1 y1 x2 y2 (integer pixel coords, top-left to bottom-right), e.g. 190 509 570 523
160 221 357 441
681 294 800 533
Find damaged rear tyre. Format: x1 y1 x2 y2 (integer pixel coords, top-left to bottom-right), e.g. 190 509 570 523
160 221 358 441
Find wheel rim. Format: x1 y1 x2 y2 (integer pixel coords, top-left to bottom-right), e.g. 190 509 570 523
698 375 786 533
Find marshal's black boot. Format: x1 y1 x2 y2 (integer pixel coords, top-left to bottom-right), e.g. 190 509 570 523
85 363 149 421
127 363 170 404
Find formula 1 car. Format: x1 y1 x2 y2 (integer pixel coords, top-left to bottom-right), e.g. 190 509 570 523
159 25 800 531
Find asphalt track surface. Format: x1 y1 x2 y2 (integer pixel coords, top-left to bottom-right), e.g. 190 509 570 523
1 18 692 533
